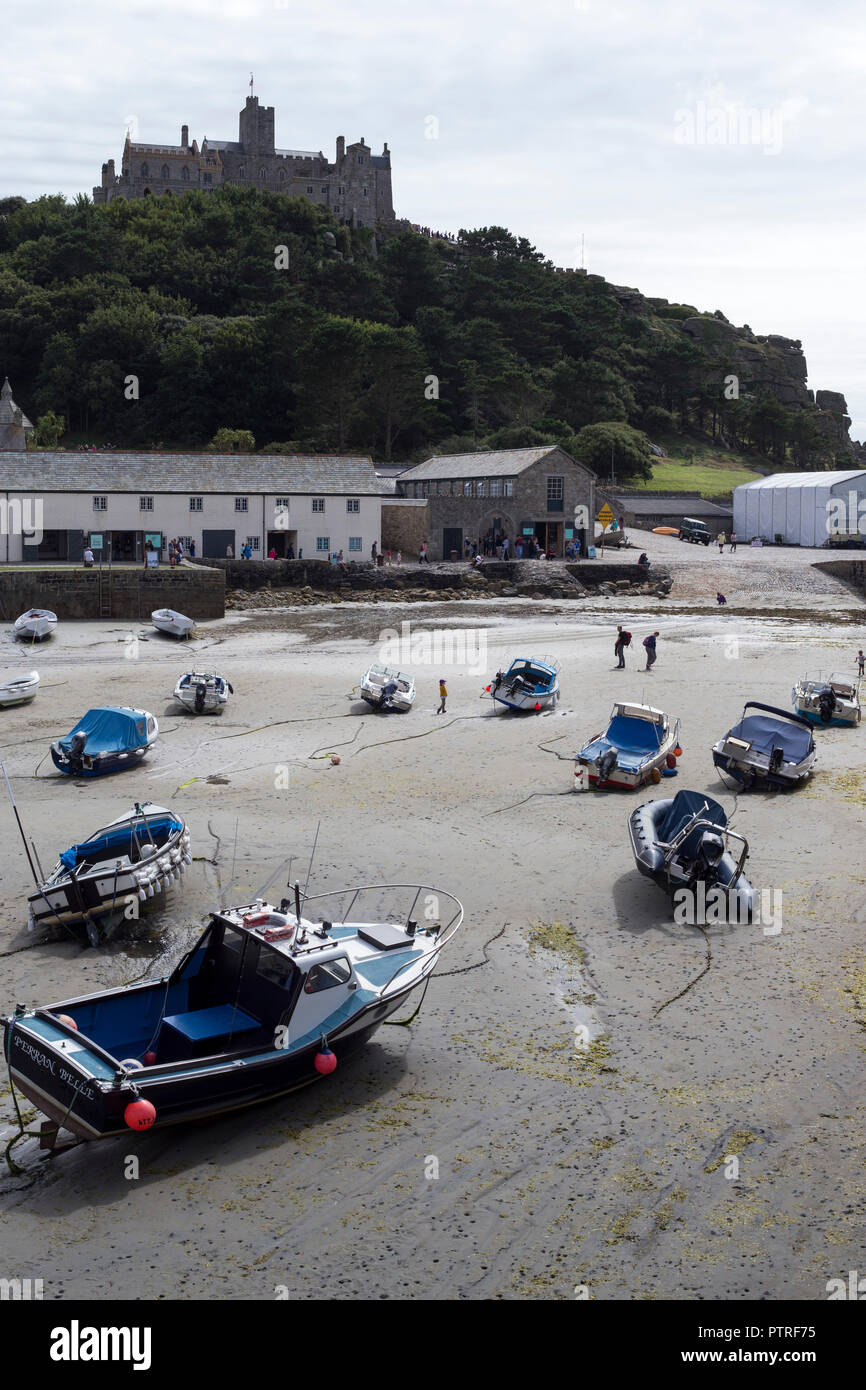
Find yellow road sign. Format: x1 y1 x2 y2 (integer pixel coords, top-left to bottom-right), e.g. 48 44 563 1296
598 503 614 525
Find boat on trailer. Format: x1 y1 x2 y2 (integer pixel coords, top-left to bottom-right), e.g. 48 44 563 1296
488 656 560 712
359 665 415 712
173 671 232 714
712 702 816 789
14 609 57 642
576 702 681 789
27 803 190 947
2 881 463 1144
152 609 195 639
0 670 39 708
50 706 158 777
791 672 861 727
628 788 756 919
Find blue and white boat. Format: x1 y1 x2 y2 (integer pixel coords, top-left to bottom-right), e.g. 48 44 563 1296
50 707 158 778
792 672 861 727
712 702 815 788
488 656 560 712
576 702 681 789
3 881 463 1144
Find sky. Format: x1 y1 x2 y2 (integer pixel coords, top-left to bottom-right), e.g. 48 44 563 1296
2 0 864 437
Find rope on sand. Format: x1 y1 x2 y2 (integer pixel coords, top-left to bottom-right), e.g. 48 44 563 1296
353 713 488 755
652 925 713 1018
308 723 365 759
435 923 508 976
210 713 355 741
537 734 574 761
485 789 574 816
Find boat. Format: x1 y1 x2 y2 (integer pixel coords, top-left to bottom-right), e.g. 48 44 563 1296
50 707 159 777
487 656 560 712
2 880 463 1143
575 702 681 789
652 527 680 536
359 664 415 712
152 609 195 639
14 609 57 641
628 788 755 918
791 672 861 727
0 670 39 708
27 803 190 947
711 701 816 788
173 671 233 714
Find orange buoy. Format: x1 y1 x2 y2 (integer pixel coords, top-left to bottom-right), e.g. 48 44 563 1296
57 1014 78 1031
674 745 683 757
314 1047 337 1075
124 1098 156 1131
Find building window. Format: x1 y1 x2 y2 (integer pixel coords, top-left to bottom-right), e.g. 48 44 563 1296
140 163 149 178
503 479 514 498
489 479 501 498
338 185 345 194
259 167 266 179
275 497 290 510
463 480 472 496
316 536 330 551
349 536 362 551
139 496 154 512
346 498 360 513
422 482 430 498
547 476 564 512
476 480 486 497
436 480 443 495
182 166 190 182
306 185 313 194
179 535 193 551
161 164 170 181
245 536 260 553
202 173 212 185
312 498 325 512
363 187 368 196
449 480 456 496
235 497 249 513
93 495 107 511
279 170 286 181
238 167 246 179
189 496 203 512
357 156 364 165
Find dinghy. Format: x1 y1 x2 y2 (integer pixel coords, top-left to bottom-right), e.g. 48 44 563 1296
0 670 39 708
152 609 195 639
51 707 158 777
576 702 681 789
173 671 232 714
14 609 57 641
712 702 815 788
359 664 415 712
3 880 463 1143
487 656 560 712
792 672 861 727
27 803 190 946
628 788 755 919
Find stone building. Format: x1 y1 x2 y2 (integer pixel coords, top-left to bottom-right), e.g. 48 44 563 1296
612 491 732 537
396 446 596 560
0 378 33 451
93 95 394 228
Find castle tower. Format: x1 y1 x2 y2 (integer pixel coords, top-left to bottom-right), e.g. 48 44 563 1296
0 377 34 452
238 96 275 155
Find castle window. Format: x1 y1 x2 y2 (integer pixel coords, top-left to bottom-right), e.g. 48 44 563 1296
307 185 313 194
338 185 345 194
181 166 190 182
259 167 266 179
202 173 212 185
238 167 246 179
363 187 368 196
321 185 328 193
140 163 149 178
279 170 286 180
357 156 364 164
161 164 170 180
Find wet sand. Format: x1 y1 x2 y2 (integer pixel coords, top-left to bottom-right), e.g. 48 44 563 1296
0 579 865 1300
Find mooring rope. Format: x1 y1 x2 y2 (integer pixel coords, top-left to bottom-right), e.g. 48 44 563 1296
653 924 713 1018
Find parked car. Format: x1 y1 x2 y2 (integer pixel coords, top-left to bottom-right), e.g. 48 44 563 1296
679 517 712 545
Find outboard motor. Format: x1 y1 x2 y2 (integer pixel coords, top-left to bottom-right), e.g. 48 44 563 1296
818 685 836 723
597 748 618 783
768 745 784 774
194 681 207 713
689 829 725 889
67 729 87 773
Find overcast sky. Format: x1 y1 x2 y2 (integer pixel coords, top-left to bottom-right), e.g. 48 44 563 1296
2 0 864 436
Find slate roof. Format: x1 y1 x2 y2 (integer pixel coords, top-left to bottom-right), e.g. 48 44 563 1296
0 378 33 430
398 446 591 481
0 452 388 495
617 495 732 517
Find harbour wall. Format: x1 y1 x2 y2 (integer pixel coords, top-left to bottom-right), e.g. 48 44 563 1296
0 563 225 622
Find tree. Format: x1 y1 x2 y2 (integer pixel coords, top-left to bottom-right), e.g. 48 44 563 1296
31 410 65 447
572 422 654 483
206 427 255 452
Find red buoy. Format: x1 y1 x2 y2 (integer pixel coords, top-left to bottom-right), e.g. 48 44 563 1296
314 1048 337 1076
57 1014 78 1031
124 1098 156 1131
674 745 683 757
485 685 491 692
666 752 677 768
143 1051 157 1066
534 702 541 711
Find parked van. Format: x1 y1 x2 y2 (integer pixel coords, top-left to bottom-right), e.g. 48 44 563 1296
679 517 711 545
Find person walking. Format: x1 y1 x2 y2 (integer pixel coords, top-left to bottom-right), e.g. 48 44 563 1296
858 649 865 677
419 542 428 563
226 543 234 559
614 624 631 668
371 541 378 562
502 535 510 559
643 631 659 671
718 531 726 553
717 592 727 605
729 532 737 553
437 677 447 714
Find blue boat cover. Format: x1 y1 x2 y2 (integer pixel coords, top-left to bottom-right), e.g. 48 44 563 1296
728 712 812 762
58 814 182 870
658 790 726 847
505 659 556 693
59 707 149 756
581 714 665 773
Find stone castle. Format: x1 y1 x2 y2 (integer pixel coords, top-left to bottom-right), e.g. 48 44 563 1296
93 95 394 227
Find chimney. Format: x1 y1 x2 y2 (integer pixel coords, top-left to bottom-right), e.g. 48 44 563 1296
336 135 345 160
181 124 189 147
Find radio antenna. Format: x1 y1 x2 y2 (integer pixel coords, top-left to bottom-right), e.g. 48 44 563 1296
301 821 320 908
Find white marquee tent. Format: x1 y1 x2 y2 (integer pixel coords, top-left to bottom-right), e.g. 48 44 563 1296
733 470 866 547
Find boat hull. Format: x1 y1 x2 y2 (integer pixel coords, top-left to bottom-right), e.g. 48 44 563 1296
628 796 756 919
711 744 815 788
360 690 413 712
152 610 195 639
492 685 559 712
50 745 151 777
0 672 39 707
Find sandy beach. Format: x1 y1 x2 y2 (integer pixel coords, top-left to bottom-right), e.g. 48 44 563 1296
1 553 865 1301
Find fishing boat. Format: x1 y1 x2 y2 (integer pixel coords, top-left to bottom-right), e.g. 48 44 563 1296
575 702 681 789
152 609 195 639
2 880 463 1144
791 672 861 726
50 707 158 777
14 609 57 641
628 788 755 919
0 670 39 708
359 664 415 712
173 671 233 714
711 702 816 789
26 803 190 947
487 656 560 712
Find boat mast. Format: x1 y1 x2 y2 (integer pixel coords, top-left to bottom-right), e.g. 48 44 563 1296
1 762 40 885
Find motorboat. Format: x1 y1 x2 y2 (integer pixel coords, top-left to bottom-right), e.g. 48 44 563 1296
487 656 560 712
152 609 195 639
14 609 57 641
50 707 158 777
628 788 755 919
3 880 463 1143
576 702 681 789
792 672 861 727
711 702 815 789
27 803 190 947
0 670 39 708
173 671 232 714
359 664 415 712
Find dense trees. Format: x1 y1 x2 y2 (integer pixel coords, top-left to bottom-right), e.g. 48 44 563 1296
0 186 844 476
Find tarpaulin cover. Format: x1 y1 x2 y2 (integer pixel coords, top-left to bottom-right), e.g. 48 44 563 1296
58 707 148 756
728 712 813 761
581 715 665 772
658 790 726 846
58 814 182 871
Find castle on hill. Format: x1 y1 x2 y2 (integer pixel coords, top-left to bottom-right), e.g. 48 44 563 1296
93 95 394 227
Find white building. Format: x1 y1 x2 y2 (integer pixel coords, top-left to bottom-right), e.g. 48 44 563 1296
0 452 388 563
733 469 866 547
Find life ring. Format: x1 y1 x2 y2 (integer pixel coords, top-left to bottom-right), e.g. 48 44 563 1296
242 910 295 941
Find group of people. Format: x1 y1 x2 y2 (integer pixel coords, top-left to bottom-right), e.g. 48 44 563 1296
168 537 193 565
717 532 738 552
614 624 660 671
